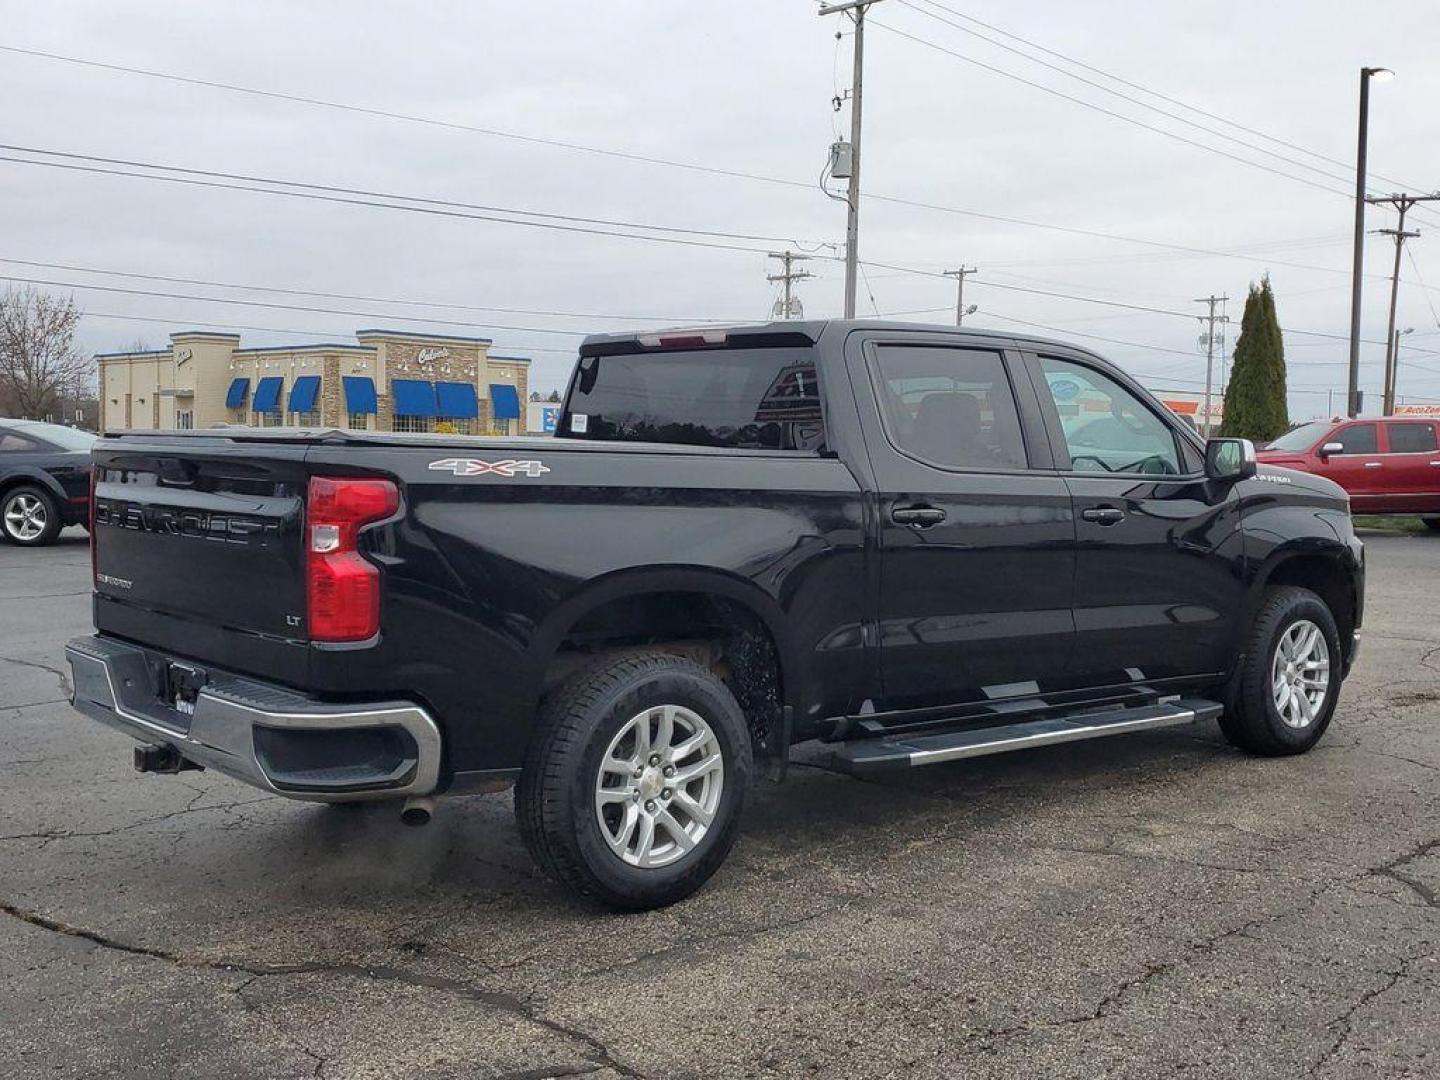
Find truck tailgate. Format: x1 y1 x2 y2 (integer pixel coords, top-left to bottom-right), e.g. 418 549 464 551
92 437 311 684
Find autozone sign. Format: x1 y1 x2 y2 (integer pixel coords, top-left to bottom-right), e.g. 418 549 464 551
428 458 551 478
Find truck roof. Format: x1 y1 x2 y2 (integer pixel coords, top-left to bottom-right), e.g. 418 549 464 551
577 318 1096 357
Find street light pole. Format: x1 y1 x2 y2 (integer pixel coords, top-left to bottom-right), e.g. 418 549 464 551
820 0 885 320
1389 327 1414 414
1346 66 1393 418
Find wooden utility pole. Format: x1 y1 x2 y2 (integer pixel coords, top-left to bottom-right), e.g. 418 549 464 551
819 0 886 319
943 266 977 325
767 251 813 319
1367 192 1440 414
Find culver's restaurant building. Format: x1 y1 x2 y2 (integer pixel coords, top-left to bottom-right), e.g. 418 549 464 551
95 328 530 435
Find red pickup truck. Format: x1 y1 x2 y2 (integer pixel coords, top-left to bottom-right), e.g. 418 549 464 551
1257 416 1440 525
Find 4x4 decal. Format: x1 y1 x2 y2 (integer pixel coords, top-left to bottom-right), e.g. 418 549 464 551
428 458 551 478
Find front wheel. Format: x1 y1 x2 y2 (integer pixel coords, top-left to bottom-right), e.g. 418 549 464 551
1422 517 1440 533
515 651 752 910
1 485 62 546
1219 586 1341 756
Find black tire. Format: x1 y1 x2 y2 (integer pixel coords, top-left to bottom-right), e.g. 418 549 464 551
515 651 752 910
0 485 63 547
1218 586 1341 756
1422 517 1440 533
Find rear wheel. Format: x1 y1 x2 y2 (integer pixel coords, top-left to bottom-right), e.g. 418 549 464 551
515 651 751 910
1 485 62 546
1422 517 1440 533
1219 586 1340 756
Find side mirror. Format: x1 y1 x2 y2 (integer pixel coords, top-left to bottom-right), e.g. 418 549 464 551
1205 437 1256 482
1319 441 1345 459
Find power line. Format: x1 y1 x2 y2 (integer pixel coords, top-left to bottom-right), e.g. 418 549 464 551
866 17 1352 199
1405 246 1440 331
905 0 1440 224
0 274 599 337
0 147 819 257
0 45 1419 282
0 256 739 324
0 43 826 196
897 0 1360 192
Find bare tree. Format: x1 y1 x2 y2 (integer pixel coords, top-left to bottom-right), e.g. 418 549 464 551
0 286 91 419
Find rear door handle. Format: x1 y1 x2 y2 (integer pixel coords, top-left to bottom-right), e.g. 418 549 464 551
891 504 947 527
1363 461 1383 468
1081 507 1126 525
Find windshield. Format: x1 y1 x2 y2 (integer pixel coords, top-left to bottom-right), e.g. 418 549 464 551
1265 421 1333 453
11 422 98 452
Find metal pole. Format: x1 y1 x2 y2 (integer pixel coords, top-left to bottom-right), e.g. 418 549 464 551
1389 329 1400 412
1194 295 1228 437
843 5 866 319
1391 329 1412 409
1203 302 1215 438
1347 70 1373 418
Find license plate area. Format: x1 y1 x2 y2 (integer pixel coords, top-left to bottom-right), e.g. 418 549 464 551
164 661 208 717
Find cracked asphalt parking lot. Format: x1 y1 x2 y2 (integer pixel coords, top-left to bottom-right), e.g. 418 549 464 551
1 530 1437 1080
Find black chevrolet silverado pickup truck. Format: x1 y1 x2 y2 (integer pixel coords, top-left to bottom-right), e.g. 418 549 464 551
66 320 1363 909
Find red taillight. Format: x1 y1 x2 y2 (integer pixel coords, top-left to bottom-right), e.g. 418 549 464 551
306 476 399 642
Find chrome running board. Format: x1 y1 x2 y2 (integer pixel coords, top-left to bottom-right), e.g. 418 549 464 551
826 697 1222 774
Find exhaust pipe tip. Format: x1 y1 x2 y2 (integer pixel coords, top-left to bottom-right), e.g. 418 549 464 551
400 796 434 827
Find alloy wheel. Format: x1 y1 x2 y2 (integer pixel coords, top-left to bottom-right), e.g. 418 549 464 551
1271 618 1330 729
594 703 725 868
3 493 48 542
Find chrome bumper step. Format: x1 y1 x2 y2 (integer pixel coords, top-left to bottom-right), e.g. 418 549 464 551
826 697 1223 774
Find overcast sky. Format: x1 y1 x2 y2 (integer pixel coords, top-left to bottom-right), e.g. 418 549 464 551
2 0 1439 416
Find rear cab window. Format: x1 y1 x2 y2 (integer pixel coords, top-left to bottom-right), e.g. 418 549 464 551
1384 421 1438 453
561 346 825 452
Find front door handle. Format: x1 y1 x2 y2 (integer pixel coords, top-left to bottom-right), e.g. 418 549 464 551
1081 507 1126 526
891 504 947 527
1363 461 1383 469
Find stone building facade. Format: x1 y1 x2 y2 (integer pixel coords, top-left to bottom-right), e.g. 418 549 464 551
95 329 531 435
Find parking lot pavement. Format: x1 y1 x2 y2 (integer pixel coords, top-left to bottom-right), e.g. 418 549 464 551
0 529 1435 1080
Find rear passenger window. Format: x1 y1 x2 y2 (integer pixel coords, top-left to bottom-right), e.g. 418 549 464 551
1386 422 1437 453
871 346 1027 470
1335 424 1377 454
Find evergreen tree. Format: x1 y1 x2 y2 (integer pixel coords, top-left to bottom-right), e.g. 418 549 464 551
1219 277 1289 441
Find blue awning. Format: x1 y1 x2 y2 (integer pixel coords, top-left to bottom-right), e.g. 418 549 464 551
288 375 321 414
343 376 377 414
490 383 521 420
225 377 250 409
435 381 479 419
392 379 437 417
252 377 283 414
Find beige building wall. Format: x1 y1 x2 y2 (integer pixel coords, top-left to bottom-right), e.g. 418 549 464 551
95 329 531 435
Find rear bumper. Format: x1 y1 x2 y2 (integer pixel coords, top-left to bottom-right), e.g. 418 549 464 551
64 635 442 802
